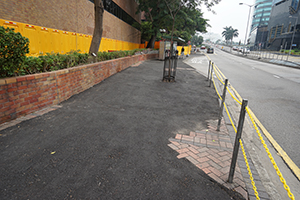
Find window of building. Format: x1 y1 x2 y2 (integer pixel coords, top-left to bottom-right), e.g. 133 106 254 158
291 0 299 11
276 25 283 37
256 2 273 8
270 27 276 38
88 0 141 30
255 7 272 13
275 0 288 6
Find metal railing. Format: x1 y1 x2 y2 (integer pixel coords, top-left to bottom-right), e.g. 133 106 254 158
207 60 295 200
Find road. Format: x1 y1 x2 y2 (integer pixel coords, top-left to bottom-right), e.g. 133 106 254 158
189 48 300 169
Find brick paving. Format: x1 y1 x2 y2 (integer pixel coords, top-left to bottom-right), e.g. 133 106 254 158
168 119 248 199
0 105 61 133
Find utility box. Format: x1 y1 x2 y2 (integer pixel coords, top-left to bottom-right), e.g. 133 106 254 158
159 41 177 60
159 41 169 60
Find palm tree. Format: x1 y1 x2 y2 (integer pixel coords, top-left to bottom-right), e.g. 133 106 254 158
222 26 239 49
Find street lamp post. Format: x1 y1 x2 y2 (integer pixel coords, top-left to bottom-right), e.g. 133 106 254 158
239 2 262 55
287 16 298 61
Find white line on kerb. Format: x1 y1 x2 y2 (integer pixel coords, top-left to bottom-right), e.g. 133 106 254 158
273 75 280 79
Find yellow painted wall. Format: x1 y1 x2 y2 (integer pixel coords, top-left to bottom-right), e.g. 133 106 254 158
1 19 140 56
177 45 191 55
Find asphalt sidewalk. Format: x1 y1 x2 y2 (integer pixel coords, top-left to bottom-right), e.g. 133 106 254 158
1 57 247 199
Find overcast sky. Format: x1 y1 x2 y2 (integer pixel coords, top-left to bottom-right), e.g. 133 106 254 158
201 0 256 43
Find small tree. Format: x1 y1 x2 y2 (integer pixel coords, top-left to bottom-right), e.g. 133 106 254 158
0 26 29 77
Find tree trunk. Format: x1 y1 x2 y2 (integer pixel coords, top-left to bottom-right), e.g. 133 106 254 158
146 31 157 48
89 0 104 56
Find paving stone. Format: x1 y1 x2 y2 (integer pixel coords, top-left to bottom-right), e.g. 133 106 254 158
207 155 222 164
196 162 210 169
208 172 225 185
202 167 211 174
182 135 194 142
207 160 222 170
197 156 210 163
234 186 248 200
196 133 206 138
177 153 188 159
170 141 180 146
167 143 179 150
188 146 199 154
177 148 189 154
175 134 182 140
220 166 230 174
186 156 199 165
167 119 272 200
189 131 196 136
197 147 209 153
187 151 199 160
197 151 210 158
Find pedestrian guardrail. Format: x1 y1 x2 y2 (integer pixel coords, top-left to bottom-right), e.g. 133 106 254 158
207 60 295 200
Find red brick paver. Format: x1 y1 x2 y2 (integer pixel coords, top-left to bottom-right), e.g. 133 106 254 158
168 119 248 199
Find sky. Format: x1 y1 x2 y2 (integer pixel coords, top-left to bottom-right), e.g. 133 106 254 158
200 0 256 43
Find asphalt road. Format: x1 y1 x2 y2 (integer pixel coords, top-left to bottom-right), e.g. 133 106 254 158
196 48 300 168
0 59 244 199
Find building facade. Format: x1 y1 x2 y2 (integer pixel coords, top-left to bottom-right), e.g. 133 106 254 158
267 0 300 50
250 0 273 33
249 25 269 50
0 0 141 54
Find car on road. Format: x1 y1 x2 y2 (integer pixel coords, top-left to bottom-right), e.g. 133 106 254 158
207 47 214 54
232 46 238 51
200 45 206 49
239 47 250 53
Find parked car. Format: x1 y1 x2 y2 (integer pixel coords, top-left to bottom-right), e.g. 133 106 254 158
200 45 206 49
239 47 250 53
243 48 250 53
207 47 214 54
232 46 238 51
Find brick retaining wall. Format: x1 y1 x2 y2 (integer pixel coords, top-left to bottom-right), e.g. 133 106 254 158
0 53 158 124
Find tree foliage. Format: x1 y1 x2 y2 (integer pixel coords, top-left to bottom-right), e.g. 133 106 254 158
137 0 220 47
163 3 209 42
221 26 239 45
191 35 204 46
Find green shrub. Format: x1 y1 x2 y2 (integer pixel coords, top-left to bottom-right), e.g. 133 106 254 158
1 47 147 78
21 51 89 75
0 26 29 77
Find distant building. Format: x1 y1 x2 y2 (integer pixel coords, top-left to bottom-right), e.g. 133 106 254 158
248 0 273 50
249 25 269 50
267 0 300 50
250 0 273 33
